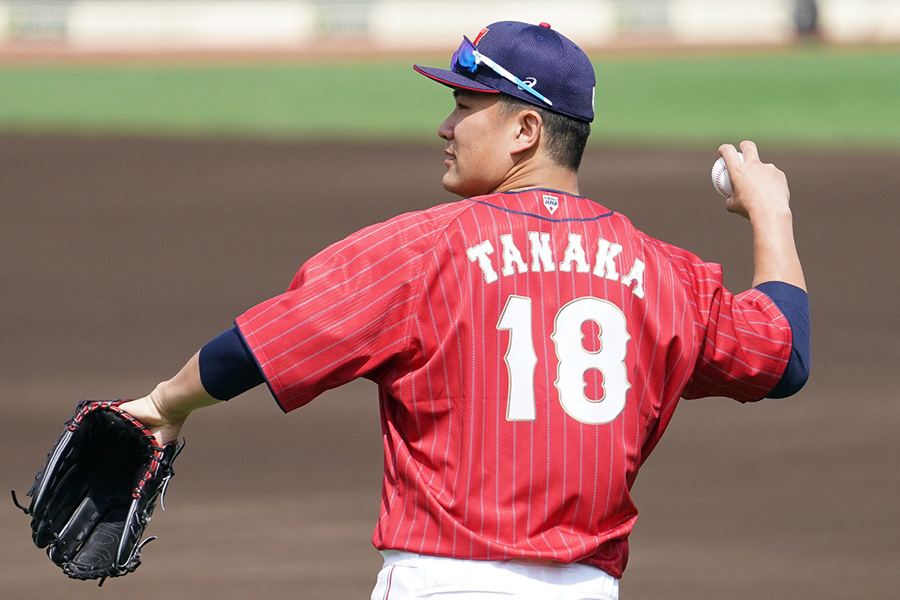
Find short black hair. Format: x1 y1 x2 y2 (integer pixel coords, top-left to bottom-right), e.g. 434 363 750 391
497 95 591 171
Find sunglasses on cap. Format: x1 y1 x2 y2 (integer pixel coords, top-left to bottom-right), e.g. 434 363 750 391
451 36 553 107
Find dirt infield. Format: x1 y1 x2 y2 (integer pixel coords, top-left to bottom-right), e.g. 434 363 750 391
1 135 897 599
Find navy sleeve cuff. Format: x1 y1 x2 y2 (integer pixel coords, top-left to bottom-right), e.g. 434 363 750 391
198 326 265 401
755 281 811 398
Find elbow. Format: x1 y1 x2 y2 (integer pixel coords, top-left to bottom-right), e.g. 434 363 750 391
755 282 811 399
766 366 810 398
766 349 811 399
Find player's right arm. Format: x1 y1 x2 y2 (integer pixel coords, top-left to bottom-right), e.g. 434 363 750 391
719 140 810 397
719 140 806 291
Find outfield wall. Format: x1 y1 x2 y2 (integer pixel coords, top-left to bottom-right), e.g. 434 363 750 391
1 0 898 50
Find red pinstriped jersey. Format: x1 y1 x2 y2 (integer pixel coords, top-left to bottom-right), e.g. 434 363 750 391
235 190 791 578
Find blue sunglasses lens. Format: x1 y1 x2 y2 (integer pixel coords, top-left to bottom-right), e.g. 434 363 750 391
452 38 477 72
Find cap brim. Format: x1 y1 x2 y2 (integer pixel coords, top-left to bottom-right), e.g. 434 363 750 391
413 65 500 94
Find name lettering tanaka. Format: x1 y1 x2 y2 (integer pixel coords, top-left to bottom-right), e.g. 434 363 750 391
466 233 645 299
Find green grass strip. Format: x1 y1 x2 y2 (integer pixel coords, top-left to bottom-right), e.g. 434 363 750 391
0 47 897 149
591 47 900 150
0 61 449 141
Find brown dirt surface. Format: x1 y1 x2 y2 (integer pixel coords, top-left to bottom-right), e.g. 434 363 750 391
1 135 897 599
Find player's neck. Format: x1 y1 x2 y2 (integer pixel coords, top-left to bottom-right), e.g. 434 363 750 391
494 165 580 196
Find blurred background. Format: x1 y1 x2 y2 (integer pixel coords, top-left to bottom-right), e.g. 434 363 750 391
0 0 898 52
1 2 898 600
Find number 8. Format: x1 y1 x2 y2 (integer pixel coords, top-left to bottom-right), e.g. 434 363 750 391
498 296 631 425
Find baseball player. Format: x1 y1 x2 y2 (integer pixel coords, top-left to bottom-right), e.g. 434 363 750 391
118 21 810 599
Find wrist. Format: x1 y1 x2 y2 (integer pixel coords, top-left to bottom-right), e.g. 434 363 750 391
746 202 793 227
149 380 194 427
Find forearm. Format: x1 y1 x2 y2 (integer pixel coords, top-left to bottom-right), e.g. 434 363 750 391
719 141 807 291
121 327 264 444
122 352 221 445
749 205 807 291
748 212 811 398
148 352 221 421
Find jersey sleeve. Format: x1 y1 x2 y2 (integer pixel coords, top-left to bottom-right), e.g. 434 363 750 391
676 254 794 402
234 210 444 412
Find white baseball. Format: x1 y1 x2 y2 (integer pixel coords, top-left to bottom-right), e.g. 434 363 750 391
711 152 743 199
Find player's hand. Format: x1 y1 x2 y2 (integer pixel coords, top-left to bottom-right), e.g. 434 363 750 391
718 141 791 222
119 395 185 446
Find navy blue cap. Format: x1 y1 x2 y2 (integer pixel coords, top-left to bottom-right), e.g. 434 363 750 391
414 21 596 123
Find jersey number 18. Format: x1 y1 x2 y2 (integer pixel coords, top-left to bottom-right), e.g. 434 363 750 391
497 295 631 425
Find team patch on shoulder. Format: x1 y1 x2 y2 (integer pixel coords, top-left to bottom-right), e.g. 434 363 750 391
542 194 559 215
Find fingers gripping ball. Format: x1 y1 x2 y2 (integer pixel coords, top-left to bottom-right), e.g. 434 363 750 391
12 400 183 585
711 152 744 198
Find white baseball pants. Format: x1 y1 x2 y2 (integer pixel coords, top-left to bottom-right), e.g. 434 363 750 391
371 551 619 600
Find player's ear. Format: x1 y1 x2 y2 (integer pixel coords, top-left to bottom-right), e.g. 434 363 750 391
510 109 542 157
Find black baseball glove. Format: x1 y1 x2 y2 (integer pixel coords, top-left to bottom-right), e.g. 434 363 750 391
12 400 182 584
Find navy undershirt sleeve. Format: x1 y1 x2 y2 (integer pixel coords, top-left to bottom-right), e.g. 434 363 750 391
198 326 265 401
754 281 811 398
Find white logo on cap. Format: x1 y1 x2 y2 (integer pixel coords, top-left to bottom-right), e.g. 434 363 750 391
523 77 538 88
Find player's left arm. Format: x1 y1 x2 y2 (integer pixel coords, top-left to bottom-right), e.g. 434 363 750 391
119 327 263 445
721 141 810 397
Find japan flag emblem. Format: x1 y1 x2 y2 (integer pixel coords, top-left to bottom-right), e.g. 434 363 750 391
543 194 559 215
